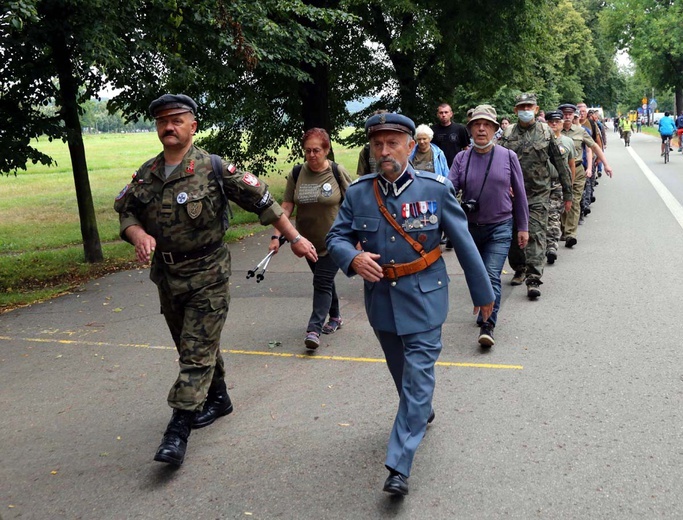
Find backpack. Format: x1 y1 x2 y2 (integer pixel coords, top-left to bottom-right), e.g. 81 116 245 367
209 154 234 232
292 161 345 202
676 115 683 129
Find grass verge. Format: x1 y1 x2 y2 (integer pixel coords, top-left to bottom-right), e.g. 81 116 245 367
0 223 264 313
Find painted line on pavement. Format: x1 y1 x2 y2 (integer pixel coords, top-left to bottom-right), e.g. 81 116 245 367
0 335 523 370
627 146 683 230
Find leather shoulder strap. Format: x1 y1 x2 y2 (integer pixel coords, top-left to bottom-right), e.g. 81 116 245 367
373 178 425 256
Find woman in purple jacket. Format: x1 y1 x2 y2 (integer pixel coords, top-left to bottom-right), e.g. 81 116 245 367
448 105 529 347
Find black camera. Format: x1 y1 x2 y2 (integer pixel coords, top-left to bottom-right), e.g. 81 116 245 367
460 200 479 214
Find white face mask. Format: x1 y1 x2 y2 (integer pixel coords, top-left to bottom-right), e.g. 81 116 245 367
472 139 494 150
517 110 535 123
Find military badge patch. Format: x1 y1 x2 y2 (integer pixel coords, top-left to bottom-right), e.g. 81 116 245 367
242 172 260 187
115 184 129 201
321 182 333 197
177 192 188 204
187 200 202 219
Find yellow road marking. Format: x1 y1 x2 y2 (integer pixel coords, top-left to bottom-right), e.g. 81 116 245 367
0 335 523 370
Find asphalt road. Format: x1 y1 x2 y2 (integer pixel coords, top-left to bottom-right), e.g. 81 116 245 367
2 129 683 519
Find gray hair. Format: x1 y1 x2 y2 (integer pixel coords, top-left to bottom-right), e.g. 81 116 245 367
415 124 433 140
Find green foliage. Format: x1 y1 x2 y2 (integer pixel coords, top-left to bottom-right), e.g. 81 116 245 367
601 0 683 97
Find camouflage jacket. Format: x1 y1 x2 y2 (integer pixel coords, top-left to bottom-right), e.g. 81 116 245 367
501 122 573 203
114 145 283 293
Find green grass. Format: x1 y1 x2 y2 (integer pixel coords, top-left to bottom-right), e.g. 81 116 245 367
0 131 362 311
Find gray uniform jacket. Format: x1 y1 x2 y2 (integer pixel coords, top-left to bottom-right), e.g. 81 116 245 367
326 166 494 336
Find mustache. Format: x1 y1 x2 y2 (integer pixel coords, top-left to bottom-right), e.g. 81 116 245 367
375 156 401 174
163 130 176 137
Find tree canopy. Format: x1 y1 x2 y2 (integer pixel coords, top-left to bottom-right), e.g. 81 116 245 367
601 0 683 111
2 0 627 261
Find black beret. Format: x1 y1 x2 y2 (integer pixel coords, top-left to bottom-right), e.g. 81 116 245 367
365 113 415 137
558 103 578 113
545 110 563 121
148 94 198 118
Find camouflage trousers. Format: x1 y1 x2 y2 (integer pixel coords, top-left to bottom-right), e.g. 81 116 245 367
508 197 549 283
546 181 564 255
157 279 230 411
561 164 586 239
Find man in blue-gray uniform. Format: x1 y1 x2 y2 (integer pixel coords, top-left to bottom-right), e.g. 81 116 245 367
326 113 494 496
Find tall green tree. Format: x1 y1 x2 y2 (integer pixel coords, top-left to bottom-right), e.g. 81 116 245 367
1 0 343 262
601 0 683 112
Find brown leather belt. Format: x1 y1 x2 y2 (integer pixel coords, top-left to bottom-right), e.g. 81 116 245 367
373 179 442 281
382 246 442 281
159 241 222 265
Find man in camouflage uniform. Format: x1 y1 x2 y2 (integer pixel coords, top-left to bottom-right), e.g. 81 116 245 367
500 93 572 299
544 111 576 265
114 94 318 466
558 103 614 248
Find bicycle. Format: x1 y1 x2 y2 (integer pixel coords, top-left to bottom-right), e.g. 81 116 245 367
664 136 671 164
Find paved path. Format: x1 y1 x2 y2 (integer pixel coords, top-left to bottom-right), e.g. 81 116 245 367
2 129 683 519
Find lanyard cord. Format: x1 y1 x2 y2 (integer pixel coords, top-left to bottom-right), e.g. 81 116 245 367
462 146 495 201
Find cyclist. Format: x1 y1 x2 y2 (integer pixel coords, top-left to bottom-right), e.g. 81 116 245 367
658 111 676 156
675 112 683 152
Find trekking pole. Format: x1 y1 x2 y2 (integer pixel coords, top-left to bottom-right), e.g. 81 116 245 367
246 235 288 282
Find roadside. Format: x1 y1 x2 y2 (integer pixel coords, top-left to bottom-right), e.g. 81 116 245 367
0 222 264 313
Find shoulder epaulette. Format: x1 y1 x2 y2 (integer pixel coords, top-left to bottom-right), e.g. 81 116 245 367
415 170 446 184
349 173 377 186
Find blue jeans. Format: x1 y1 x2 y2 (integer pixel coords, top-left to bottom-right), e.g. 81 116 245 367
306 253 340 334
468 218 513 327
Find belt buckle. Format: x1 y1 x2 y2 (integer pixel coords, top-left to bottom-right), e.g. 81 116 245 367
161 251 175 265
382 265 398 281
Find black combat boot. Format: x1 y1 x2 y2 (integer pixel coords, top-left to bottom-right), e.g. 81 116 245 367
153 409 194 466
192 379 233 429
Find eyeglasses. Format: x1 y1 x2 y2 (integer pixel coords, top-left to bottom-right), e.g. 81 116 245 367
304 147 324 155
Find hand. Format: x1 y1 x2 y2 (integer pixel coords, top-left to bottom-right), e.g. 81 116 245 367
564 200 572 213
127 226 156 264
586 168 593 178
474 302 494 323
604 164 613 178
269 237 281 254
290 235 318 262
350 251 384 282
517 231 529 249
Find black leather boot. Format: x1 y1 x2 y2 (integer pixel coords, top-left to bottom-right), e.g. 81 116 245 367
153 409 194 466
192 379 233 429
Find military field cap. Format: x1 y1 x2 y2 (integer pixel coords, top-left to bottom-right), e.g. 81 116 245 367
515 92 537 106
365 112 415 137
149 93 198 118
558 103 578 113
545 110 563 121
467 104 500 130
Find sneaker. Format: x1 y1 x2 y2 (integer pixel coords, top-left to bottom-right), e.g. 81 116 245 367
527 281 541 300
445 239 453 250
304 331 320 350
565 237 577 248
321 316 343 335
546 251 557 264
510 270 526 286
478 324 495 347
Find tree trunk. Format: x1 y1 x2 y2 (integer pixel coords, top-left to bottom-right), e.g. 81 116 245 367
675 86 683 117
52 31 103 263
299 61 334 160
